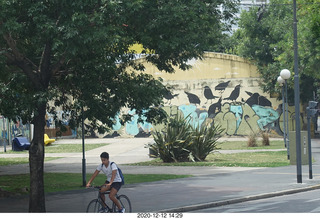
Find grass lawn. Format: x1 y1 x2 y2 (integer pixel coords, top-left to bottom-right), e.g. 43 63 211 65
0 140 289 195
217 140 285 150
208 151 290 167
0 143 107 154
44 143 107 153
132 151 290 167
0 157 59 166
0 141 287 167
0 141 285 154
0 173 191 195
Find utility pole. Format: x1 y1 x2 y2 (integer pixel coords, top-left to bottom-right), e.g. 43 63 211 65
82 107 86 187
293 0 302 183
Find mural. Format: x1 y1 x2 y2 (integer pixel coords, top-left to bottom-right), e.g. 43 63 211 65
0 81 290 140
104 80 291 138
1 51 294 139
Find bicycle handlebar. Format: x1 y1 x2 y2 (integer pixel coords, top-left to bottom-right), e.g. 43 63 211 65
86 186 112 195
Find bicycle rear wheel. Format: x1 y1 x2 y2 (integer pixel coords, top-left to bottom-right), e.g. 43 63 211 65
113 195 132 213
86 199 104 213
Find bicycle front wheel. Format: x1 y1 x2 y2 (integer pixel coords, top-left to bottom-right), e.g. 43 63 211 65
113 195 132 213
86 199 104 213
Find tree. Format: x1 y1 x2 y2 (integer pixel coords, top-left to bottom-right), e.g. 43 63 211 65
231 0 320 103
300 0 320 99
231 0 293 97
0 0 239 212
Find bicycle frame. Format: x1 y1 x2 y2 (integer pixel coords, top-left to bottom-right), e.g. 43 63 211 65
86 186 132 213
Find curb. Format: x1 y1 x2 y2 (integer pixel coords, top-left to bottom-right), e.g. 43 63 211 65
158 184 320 213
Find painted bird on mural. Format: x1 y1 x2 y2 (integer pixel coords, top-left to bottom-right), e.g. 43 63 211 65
224 84 241 102
204 86 219 103
208 97 222 118
215 80 231 93
185 91 200 105
245 91 272 107
164 90 179 104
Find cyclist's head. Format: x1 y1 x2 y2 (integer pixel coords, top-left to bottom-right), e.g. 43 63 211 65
100 152 109 159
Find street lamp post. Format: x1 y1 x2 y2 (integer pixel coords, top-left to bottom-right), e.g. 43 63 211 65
277 76 289 159
82 107 86 187
293 0 302 184
280 69 291 160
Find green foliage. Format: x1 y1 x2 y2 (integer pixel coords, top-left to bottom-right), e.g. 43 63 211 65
232 0 292 96
231 0 320 103
150 115 223 162
151 114 193 162
124 0 240 72
0 0 240 130
189 122 223 161
0 0 239 211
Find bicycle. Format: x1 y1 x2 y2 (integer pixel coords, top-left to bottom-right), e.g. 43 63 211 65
86 186 132 213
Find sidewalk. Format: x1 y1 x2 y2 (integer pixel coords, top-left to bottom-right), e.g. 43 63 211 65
1 137 320 212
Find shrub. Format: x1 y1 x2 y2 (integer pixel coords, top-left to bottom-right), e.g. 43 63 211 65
150 114 192 162
189 123 223 161
150 115 223 162
261 131 270 146
247 132 258 147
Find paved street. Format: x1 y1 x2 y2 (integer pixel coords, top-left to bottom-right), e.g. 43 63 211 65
1 137 320 213
194 189 320 213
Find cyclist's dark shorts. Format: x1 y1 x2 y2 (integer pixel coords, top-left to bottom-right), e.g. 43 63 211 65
105 180 122 191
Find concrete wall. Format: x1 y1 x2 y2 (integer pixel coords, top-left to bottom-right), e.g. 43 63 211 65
0 52 298 142
107 52 289 138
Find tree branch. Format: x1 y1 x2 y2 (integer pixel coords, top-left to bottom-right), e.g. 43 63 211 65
51 53 66 76
3 33 38 69
39 41 52 87
3 33 41 87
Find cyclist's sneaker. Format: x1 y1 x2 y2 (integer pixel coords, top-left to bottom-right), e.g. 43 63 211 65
118 208 125 213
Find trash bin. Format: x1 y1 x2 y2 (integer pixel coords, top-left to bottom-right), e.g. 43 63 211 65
12 137 30 151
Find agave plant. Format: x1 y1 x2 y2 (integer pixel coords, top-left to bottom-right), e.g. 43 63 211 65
150 114 192 162
151 114 223 163
189 123 223 161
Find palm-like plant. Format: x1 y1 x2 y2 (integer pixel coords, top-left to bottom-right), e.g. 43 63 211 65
189 123 223 161
151 114 223 162
151 114 192 162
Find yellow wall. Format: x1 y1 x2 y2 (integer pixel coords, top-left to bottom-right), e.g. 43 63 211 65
137 52 259 80
113 52 286 137
43 52 290 138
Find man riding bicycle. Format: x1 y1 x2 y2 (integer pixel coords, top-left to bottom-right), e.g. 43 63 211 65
86 152 125 213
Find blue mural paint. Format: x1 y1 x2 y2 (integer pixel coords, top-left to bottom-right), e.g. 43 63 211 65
125 109 154 135
42 97 284 137
178 104 208 128
252 105 279 130
230 104 243 133
138 111 153 132
196 109 208 128
112 113 122 131
125 109 140 136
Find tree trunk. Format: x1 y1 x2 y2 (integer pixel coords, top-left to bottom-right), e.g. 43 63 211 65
28 103 46 212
